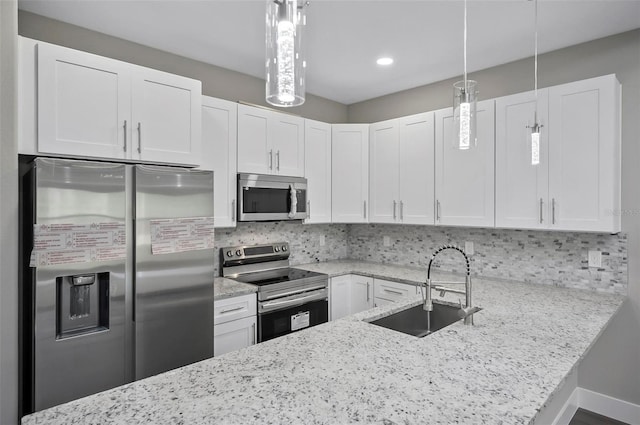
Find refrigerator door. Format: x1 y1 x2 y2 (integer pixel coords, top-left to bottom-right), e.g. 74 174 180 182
29 158 127 412
134 165 214 379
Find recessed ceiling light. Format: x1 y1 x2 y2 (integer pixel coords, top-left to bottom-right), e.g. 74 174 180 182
376 57 394 66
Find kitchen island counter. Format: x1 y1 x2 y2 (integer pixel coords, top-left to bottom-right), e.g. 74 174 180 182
23 261 624 425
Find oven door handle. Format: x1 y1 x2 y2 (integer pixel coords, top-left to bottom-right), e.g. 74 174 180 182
259 289 327 314
262 284 328 301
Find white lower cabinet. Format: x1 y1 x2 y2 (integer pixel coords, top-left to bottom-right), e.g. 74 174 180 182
329 275 373 321
214 293 257 357
373 278 419 307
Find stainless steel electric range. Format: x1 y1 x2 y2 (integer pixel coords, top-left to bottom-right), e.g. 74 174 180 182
220 242 328 343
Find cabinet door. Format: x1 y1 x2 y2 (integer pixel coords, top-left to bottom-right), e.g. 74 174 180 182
548 75 621 232
398 112 435 225
435 100 495 227
237 104 271 174
37 42 131 159
331 124 370 223
350 276 374 314
213 316 257 357
272 113 305 177
202 97 238 228
304 119 332 224
369 119 399 223
131 67 201 165
330 275 352 321
495 90 549 229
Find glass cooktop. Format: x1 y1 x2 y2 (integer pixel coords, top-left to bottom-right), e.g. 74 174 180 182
233 268 326 287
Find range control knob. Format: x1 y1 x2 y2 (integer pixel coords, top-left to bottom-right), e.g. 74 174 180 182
274 246 280 252
226 250 233 257
282 245 288 252
236 250 242 256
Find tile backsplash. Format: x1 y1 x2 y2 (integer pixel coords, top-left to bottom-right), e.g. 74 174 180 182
347 224 628 295
214 222 348 275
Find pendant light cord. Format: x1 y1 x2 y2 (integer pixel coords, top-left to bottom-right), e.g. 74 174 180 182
463 0 468 89
534 0 538 120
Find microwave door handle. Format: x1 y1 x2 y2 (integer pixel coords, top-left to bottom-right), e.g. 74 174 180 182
288 185 297 218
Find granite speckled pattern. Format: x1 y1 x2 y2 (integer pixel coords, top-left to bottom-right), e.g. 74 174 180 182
213 277 257 300
348 224 628 294
23 261 624 425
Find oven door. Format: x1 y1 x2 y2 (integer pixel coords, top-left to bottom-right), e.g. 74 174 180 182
238 174 307 221
258 298 328 343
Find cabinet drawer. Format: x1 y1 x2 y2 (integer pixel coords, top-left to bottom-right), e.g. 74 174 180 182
373 278 417 302
214 293 257 325
214 315 257 357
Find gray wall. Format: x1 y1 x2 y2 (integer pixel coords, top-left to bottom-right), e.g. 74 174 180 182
349 30 640 405
0 0 19 423
17 10 349 124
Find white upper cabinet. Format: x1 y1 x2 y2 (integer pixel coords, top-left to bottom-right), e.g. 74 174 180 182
131 67 201 165
496 90 550 229
435 100 495 227
201 96 238 228
331 124 369 223
237 104 304 177
304 119 332 224
369 119 400 223
495 75 621 233
547 75 620 232
398 113 435 225
37 42 131 159
369 112 435 225
34 41 202 166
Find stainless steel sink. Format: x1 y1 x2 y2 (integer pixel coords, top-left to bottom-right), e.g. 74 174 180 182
369 302 481 338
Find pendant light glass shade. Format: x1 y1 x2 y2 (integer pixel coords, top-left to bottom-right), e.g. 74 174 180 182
453 0 477 150
266 0 307 107
453 80 477 150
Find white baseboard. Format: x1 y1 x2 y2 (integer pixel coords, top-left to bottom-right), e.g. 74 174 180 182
578 388 640 424
552 388 579 425
552 387 640 425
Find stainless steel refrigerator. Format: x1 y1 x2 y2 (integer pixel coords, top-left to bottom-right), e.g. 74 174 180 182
19 157 214 414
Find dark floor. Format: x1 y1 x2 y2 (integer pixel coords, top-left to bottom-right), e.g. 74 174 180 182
569 408 630 425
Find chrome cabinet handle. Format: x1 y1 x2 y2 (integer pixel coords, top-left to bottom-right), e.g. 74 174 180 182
137 122 142 154
364 201 367 219
123 120 127 152
220 306 244 314
393 200 397 220
436 200 441 222
366 282 370 302
552 198 556 225
539 198 543 224
251 323 256 345
383 288 404 295
276 150 280 171
400 201 404 220
268 149 273 169
231 199 236 222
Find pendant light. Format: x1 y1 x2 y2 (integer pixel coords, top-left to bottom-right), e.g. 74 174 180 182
453 0 477 150
265 0 307 107
527 0 543 165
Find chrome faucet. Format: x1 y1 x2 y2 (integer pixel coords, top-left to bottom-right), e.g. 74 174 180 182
423 245 479 325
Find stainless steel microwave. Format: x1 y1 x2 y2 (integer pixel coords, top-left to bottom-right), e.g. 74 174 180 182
237 173 308 221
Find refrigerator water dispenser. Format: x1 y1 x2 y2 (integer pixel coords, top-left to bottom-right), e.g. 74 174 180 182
56 272 109 338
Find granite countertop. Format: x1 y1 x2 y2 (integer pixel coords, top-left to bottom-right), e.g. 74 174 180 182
23 261 625 425
213 276 257 300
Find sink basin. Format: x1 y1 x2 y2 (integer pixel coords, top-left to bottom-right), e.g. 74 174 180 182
369 302 480 337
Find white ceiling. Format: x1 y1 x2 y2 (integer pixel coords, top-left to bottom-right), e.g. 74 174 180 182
18 0 640 105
